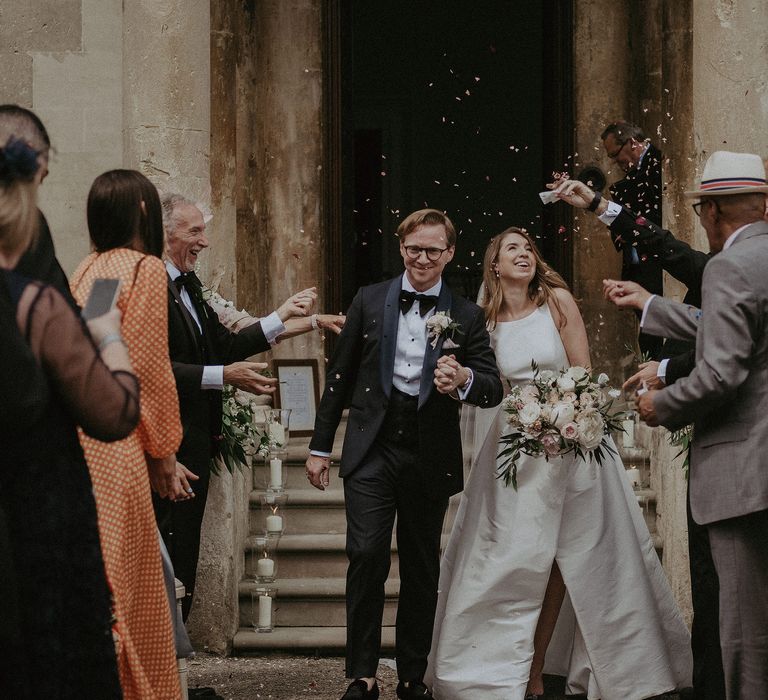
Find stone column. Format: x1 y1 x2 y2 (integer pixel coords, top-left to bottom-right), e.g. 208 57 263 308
572 0 636 380
236 0 326 366
121 0 213 254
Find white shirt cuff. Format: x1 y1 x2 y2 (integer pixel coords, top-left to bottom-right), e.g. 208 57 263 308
657 358 669 383
639 295 658 328
597 200 622 225
261 311 286 345
202 365 224 390
309 450 331 458
456 367 474 401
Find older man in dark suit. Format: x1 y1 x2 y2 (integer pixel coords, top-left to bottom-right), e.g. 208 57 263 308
156 192 316 620
306 209 503 700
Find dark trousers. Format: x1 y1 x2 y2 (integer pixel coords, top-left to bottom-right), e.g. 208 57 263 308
707 509 768 700
687 490 726 699
343 390 448 680
153 459 211 620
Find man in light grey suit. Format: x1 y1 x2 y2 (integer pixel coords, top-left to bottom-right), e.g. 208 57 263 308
595 152 768 700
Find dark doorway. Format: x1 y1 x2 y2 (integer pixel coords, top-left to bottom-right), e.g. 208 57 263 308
324 1 573 313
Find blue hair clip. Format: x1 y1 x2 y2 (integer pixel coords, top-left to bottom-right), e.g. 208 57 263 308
0 136 40 184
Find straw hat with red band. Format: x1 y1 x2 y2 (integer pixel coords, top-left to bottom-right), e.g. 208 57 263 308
685 151 768 198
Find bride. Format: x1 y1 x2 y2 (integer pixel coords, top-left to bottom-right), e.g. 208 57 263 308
426 227 691 699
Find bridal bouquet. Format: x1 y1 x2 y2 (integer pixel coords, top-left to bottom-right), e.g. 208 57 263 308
497 362 626 489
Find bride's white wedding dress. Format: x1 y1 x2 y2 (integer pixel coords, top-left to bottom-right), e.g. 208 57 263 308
427 305 692 699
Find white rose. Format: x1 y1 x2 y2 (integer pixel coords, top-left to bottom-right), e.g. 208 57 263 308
518 402 542 426
579 391 597 408
608 388 621 399
520 384 539 402
577 408 605 450
428 313 450 332
597 372 610 386
556 375 576 392
566 366 589 383
234 390 251 406
550 401 575 429
561 391 577 404
538 369 557 386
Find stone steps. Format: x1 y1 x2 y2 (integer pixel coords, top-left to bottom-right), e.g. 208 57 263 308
235 418 661 652
238 577 399 628
233 625 396 654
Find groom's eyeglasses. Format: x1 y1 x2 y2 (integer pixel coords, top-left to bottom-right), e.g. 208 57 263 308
403 245 449 262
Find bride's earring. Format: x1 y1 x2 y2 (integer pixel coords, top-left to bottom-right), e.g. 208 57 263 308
493 265 500 278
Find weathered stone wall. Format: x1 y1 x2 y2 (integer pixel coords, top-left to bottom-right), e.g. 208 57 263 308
572 1 636 381
0 0 123 275
236 0 326 367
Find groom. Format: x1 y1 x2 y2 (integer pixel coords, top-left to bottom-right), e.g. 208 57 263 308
306 209 503 700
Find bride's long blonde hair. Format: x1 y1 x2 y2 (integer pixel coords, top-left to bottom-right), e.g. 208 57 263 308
480 227 570 331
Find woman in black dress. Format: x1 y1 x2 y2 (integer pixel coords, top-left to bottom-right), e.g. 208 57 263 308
0 133 140 697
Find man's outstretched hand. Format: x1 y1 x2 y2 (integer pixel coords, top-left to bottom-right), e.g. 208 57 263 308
223 361 278 395
603 279 652 311
277 287 317 322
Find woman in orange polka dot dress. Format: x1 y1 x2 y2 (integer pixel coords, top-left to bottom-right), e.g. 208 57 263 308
71 170 189 700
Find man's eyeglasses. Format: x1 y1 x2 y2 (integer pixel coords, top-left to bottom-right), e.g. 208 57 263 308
607 139 630 160
692 200 715 218
403 245 450 262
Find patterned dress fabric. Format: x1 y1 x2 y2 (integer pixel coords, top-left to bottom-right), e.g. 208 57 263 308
71 249 183 700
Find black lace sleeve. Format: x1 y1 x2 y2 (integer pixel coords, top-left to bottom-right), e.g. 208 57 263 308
21 284 140 442
0 278 48 433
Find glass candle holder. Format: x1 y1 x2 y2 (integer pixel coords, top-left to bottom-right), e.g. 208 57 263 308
259 492 288 536
251 585 277 633
250 534 280 583
258 450 288 494
266 408 291 452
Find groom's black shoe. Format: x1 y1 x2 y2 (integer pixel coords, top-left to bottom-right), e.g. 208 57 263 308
396 680 433 699
341 679 379 699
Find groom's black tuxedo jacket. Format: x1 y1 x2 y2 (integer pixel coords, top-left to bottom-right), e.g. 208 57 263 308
309 275 503 498
166 276 271 465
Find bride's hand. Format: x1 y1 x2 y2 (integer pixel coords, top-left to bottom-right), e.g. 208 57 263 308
434 355 470 395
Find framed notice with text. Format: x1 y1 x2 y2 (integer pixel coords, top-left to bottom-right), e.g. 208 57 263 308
273 359 321 436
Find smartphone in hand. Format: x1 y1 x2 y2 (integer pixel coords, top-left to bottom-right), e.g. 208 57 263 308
81 278 122 320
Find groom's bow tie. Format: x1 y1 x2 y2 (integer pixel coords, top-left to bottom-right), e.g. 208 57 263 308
399 290 439 317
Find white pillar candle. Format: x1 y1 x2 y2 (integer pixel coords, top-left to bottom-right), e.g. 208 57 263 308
258 594 272 628
266 514 283 532
269 457 283 488
256 557 275 578
268 422 286 445
626 467 640 488
622 419 635 448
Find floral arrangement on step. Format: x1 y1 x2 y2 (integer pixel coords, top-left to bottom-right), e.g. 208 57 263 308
217 386 272 475
497 362 627 489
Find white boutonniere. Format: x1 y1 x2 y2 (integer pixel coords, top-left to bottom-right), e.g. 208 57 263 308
426 311 461 349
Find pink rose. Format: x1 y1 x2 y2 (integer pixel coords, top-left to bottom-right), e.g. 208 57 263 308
541 432 562 456
560 422 579 441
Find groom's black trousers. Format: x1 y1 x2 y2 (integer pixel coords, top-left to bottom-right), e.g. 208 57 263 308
343 388 449 680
